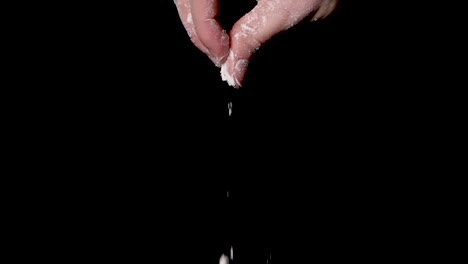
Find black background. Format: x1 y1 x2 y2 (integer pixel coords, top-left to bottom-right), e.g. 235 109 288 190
8 1 450 263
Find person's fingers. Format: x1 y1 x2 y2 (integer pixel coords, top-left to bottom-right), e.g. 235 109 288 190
173 0 209 59
221 0 315 88
309 0 339 22
221 0 337 88
190 0 229 66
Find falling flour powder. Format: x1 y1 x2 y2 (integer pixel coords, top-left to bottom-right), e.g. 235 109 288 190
219 254 229 264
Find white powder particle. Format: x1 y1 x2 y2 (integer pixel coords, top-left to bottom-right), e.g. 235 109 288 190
186 12 192 24
241 23 256 34
219 254 229 264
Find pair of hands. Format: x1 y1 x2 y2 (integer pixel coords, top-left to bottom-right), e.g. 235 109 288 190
174 0 340 88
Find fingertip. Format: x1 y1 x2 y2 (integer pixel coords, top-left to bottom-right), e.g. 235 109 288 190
220 52 248 88
190 0 230 67
232 59 248 88
210 29 230 67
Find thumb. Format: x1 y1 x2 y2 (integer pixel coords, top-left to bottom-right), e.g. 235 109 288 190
220 0 317 88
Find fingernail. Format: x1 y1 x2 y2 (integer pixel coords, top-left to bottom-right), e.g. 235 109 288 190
211 30 230 67
232 59 248 87
211 54 228 68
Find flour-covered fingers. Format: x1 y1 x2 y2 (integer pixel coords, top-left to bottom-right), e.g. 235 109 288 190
190 0 229 66
221 0 340 88
173 0 208 57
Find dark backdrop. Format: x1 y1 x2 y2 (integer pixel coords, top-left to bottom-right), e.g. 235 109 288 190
14 1 439 263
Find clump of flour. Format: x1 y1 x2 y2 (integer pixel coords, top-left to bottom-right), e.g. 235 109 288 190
220 62 237 87
220 51 242 88
220 51 249 88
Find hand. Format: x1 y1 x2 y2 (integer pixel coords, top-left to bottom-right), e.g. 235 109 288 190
173 0 340 88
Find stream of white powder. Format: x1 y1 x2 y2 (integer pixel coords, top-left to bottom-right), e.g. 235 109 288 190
219 254 229 264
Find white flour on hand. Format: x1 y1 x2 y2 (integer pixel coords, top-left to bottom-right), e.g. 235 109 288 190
221 62 238 88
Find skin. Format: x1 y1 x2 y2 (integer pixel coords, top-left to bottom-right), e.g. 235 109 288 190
173 0 340 88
